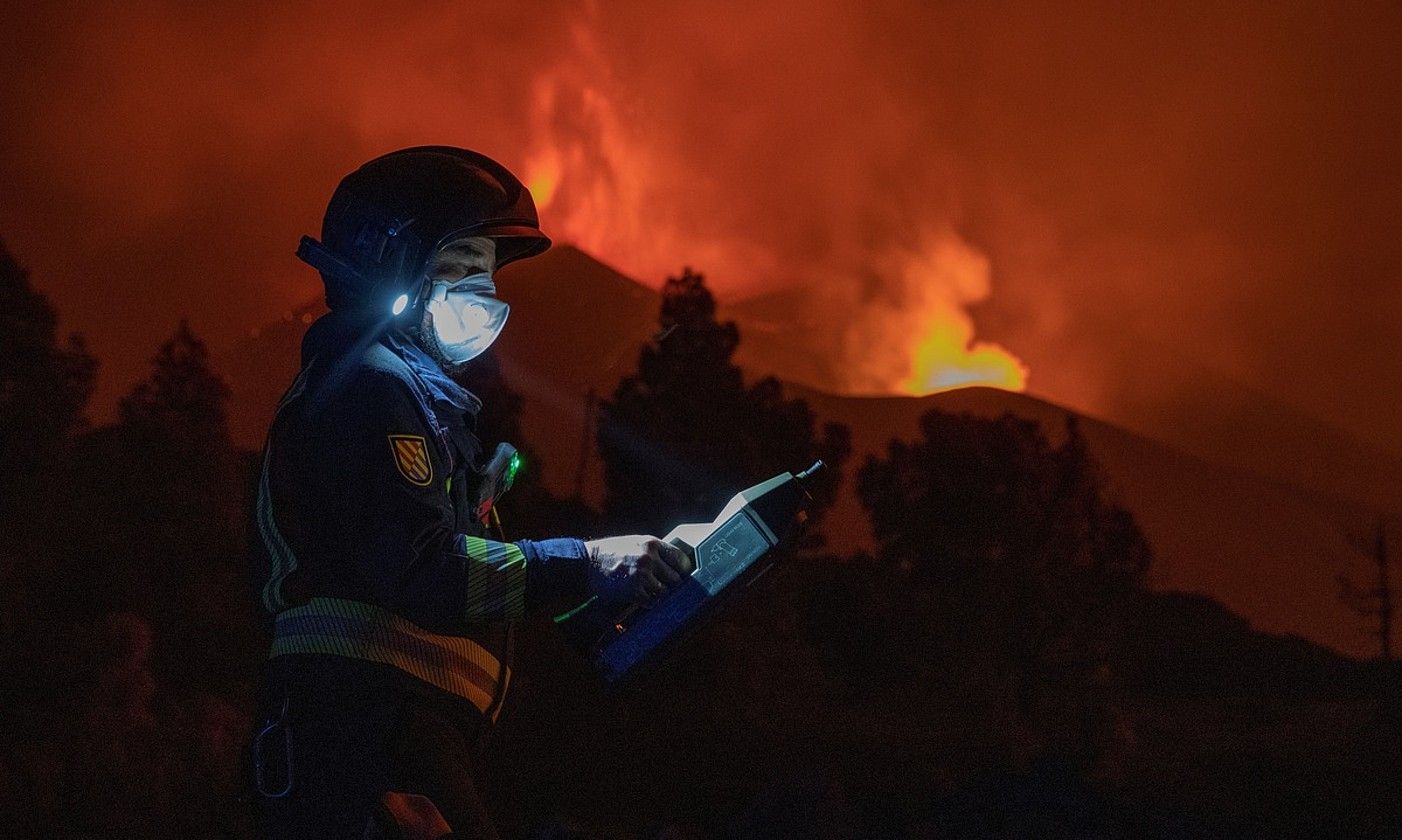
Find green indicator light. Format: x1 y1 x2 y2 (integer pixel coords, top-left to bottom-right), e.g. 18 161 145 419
507 452 521 483
553 595 597 624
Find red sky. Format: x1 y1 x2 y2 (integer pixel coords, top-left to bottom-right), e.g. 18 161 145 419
2 1 1400 459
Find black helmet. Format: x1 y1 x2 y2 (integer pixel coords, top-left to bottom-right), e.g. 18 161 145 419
297 146 550 316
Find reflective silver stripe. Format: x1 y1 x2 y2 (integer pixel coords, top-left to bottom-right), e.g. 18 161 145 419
257 448 294 613
258 368 310 614
460 536 527 623
270 597 508 719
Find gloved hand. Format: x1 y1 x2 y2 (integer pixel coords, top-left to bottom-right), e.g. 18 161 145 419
584 535 695 608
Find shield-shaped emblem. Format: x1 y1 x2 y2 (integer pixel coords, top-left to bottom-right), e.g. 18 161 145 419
388 434 433 486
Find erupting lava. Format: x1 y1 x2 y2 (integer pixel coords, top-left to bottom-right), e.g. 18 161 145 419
903 323 1028 394
521 21 1027 399
834 230 1028 397
892 234 1028 395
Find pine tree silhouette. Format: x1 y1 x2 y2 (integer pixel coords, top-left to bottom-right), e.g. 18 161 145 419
0 238 96 492
1 268 255 839
57 320 255 690
119 319 232 453
853 409 1150 767
597 267 847 535
0 237 96 654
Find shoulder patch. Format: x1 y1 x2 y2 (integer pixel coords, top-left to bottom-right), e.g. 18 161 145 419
388 434 433 486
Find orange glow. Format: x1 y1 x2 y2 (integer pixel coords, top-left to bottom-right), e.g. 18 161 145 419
894 232 1027 395
517 24 777 298
526 151 560 210
520 23 1027 398
901 323 1028 394
827 230 1028 396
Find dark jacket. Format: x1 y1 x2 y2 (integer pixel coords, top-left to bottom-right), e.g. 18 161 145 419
253 311 589 721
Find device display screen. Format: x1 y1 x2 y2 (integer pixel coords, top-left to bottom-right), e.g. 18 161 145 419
692 512 769 595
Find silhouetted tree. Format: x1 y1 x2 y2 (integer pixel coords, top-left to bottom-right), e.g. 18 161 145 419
0 240 97 639
0 238 96 485
851 410 1150 768
597 267 848 536
1340 517 1395 661
119 320 232 454
0 268 254 836
484 269 849 834
48 322 255 692
1339 517 1402 740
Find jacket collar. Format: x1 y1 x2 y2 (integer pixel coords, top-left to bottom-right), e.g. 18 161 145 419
301 311 482 418
382 330 482 417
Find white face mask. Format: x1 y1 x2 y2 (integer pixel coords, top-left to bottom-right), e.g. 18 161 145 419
424 272 509 364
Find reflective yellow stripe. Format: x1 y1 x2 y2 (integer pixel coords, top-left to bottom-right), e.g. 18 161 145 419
460 536 527 623
270 597 508 719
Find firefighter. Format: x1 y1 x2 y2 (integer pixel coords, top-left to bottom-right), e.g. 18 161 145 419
249 146 691 839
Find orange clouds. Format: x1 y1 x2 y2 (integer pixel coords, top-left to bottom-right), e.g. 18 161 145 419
0 0 1398 461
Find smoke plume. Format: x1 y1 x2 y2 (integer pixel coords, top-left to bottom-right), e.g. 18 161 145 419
1 0 1399 455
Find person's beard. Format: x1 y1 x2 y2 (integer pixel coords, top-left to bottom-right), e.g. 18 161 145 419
411 308 472 380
